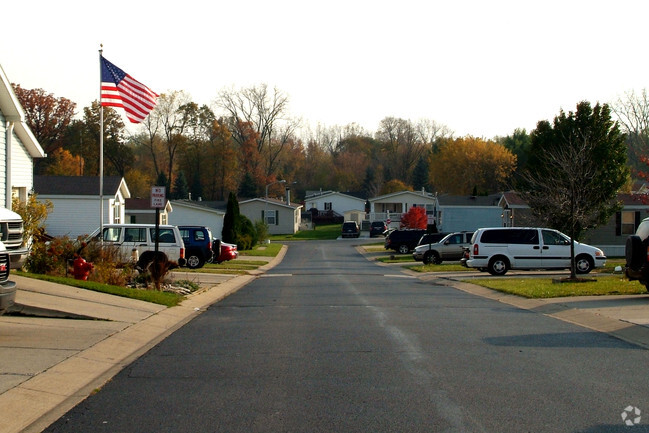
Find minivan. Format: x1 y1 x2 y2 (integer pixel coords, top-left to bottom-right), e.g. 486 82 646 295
464 227 606 275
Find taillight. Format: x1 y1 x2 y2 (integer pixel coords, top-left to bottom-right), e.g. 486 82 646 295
208 240 212 250
180 247 185 259
473 244 479 255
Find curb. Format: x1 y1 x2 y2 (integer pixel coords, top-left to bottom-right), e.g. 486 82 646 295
15 244 288 433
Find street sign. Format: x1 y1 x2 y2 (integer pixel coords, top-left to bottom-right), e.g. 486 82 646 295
151 186 166 209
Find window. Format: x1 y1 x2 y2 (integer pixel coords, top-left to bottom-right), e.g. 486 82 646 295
124 228 146 243
324 202 332 210
265 210 278 225
112 200 121 224
151 228 176 243
102 227 121 242
621 211 637 235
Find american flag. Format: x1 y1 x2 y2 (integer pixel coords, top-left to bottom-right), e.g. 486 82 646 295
100 56 158 123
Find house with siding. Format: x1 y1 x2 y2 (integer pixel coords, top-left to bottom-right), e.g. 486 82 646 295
125 198 172 225
239 197 302 235
435 194 503 232
168 199 226 239
0 64 46 208
368 190 437 229
33 175 130 238
304 191 366 223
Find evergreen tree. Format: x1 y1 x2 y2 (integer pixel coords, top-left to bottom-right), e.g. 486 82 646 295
155 172 169 191
412 157 430 191
238 172 257 198
172 171 189 199
222 192 240 244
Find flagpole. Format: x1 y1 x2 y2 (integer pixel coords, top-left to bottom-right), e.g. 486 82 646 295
99 45 104 238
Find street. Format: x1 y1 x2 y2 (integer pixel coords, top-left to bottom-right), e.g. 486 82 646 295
45 240 649 432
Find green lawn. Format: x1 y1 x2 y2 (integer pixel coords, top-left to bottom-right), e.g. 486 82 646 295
465 275 646 298
269 223 341 241
14 271 185 307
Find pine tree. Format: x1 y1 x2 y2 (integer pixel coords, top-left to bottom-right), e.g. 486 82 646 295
172 171 189 199
222 192 240 244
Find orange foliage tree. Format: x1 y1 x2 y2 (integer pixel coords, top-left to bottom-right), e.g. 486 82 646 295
400 206 427 229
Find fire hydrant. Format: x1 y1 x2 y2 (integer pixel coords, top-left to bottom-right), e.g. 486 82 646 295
73 256 94 280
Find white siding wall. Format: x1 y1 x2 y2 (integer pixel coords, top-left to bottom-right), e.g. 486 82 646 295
307 194 365 215
240 200 299 235
10 133 33 195
38 196 115 238
0 113 6 207
167 206 224 239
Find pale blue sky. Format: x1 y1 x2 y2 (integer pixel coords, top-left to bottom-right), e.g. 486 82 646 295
4 0 648 138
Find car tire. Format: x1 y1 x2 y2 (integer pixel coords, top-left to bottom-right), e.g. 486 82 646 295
487 256 509 276
186 253 205 269
626 235 645 270
574 254 594 274
398 244 409 254
423 251 433 265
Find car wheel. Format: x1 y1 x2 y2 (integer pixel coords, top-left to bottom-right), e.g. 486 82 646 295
626 235 645 270
398 244 409 254
423 251 433 265
487 256 509 276
575 254 594 274
186 254 205 269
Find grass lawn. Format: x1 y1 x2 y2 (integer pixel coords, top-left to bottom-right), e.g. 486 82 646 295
269 223 341 241
14 271 185 307
465 275 646 298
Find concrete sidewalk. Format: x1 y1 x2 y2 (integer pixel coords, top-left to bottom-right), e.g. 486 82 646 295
0 249 285 433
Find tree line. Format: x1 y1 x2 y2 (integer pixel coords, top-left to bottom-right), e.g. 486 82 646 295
11 83 646 215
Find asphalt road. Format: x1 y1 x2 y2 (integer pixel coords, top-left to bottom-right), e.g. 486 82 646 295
45 240 649 432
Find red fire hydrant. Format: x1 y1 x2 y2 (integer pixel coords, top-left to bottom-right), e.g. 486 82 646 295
73 256 94 280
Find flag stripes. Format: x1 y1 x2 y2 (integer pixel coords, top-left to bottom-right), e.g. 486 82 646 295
100 56 158 123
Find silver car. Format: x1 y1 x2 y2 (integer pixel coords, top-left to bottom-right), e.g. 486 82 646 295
413 232 473 264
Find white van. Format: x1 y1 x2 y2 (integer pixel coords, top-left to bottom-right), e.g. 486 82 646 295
89 224 186 269
465 227 606 275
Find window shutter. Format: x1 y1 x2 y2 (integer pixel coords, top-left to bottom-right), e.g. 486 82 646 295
615 212 621 236
261 210 265 222
275 210 279 225
636 211 642 230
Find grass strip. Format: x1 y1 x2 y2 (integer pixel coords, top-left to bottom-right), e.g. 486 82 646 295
14 271 183 307
464 275 646 298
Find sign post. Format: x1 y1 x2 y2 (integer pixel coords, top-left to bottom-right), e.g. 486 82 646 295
151 186 166 263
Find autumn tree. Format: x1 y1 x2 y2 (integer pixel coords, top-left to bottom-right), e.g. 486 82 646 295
612 89 649 176
381 179 411 195
43 148 84 176
429 136 517 195
400 206 427 229
12 84 76 173
217 84 299 177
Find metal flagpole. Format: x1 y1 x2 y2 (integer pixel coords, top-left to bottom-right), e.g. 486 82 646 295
99 45 104 238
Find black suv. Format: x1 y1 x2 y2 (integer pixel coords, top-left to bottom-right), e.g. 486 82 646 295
384 229 427 254
178 226 214 269
369 221 387 237
626 217 649 291
341 221 360 238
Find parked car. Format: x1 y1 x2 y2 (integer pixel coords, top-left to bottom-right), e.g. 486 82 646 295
625 217 649 290
369 221 387 237
0 241 16 315
413 231 473 264
178 226 214 269
417 232 449 247
88 224 187 270
215 241 238 263
341 221 360 238
384 229 427 254
463 227 606 275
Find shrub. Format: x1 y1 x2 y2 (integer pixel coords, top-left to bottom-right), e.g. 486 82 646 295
25 236 77 276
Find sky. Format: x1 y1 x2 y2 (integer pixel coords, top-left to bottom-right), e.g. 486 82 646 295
3 0 649 139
